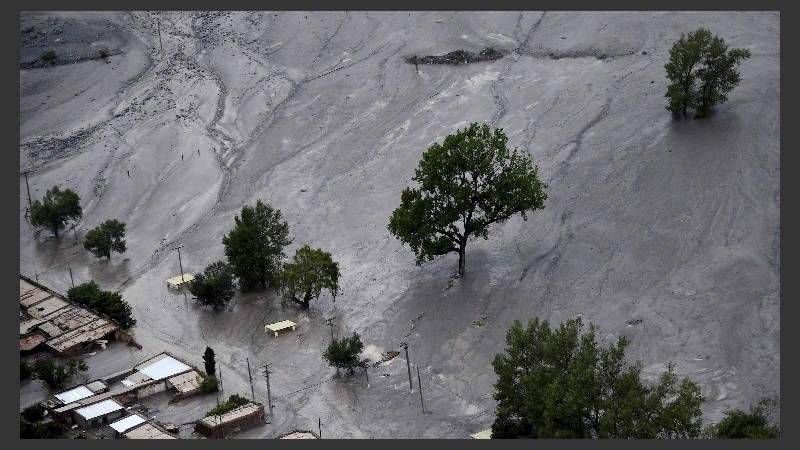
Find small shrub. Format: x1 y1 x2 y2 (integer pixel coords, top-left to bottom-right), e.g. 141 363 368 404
197 374 219 394
41 51 57 63
205 394 249 417
97 48 110 58
21 403 47 423
20 419 67 439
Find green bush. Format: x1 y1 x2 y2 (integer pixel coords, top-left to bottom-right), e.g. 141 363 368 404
198 374 219 394
30 357 88 389
67 281 136 329
20 419 67 439
98 48 110 58
205 394 249 417
40 51 57 63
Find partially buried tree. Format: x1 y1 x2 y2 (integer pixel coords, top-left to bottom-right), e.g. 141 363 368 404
665 28 751 118
188 262 237 310
30 186 82 238
388 123 547 277
277 245 340 308
203 346 217 376
83 219 127 259
323 332 367 375
222 200 292 290
491 316 704 439
30 357 88 389
705 398 779 439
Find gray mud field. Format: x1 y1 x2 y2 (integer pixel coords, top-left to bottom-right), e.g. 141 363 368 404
19 11 779 438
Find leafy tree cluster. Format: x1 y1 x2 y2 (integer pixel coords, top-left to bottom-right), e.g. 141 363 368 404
278 245 340 308
197 373 220 394
30 357 88 389
323 332 367 375
67 281 136 329
665 28 751 118
203 346 216 376
20 419 67 439
197 199 340 311
188 262 237 310
30 186 82 237
491 317 704 439
705 398 780 439
389 122 547 276
83 219 127 259
205 394 249 417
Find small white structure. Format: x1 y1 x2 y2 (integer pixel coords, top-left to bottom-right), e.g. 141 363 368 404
138 355 192 381
74 399 125 428
166 274 195 289
109 413 147 437
54 385 95 404
264 320 297 337
470 428 492 439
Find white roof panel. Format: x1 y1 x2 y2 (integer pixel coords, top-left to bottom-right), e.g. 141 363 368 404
110 414 147 433
75 399 123 420
138 355 191 381
54 385 94 404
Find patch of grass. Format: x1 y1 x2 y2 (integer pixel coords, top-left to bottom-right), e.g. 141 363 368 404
408 47 503 66
40 50 57 63
205 394 249 417
97 48 110 59
473 317 488 327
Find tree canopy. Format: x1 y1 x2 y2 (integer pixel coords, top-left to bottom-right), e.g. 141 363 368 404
491 317 704 439
30 357 88 389
665 28 751 118
323 332 367 375
188 261 237 310
388 122 547 276
705 398 779 439
203 346 217 376
222 200 292 290
277 245 340 308
83 219 127 259
67 280 136 329
30 186 82 237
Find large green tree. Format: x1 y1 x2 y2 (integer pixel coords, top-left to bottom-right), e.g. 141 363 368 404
203 346 217 376
491 317 705 439
29 186 82 237
222 200 292 290
323 332 367 375
705 398 779 439
83 219 127 259
665 28 750 118
277 245 340 308
388 123 547 276
188 261 237 310
67 281 136 329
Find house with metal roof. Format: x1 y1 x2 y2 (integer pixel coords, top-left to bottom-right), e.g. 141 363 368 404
73 398 126 428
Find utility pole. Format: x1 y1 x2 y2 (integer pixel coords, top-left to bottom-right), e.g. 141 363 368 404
318 417 322 438
401 342 413 391
21 170 33 217
170 245 185 282
413 55 419 73
219 366 223 395
261 363 273 415
417 367 425 413
157 18 163 53
68 268 74 288
324 318 334 341
246 358 255 402
71 224 78 243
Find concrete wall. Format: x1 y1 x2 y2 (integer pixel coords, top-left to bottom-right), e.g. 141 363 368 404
74 408 126 428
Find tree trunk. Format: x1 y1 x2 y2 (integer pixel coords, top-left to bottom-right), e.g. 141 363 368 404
458 243 466 276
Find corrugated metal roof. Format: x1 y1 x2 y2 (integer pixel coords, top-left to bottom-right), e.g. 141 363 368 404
110 414 147 433
168 370 201 394
74 399 123 420
124 423 176 439
138 355 191 381
26 296 69 319
55 385 95 404
20 333 47 351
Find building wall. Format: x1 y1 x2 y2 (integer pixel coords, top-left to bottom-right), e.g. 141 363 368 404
74 409 126 428
204 407 266 439
135 380 168 399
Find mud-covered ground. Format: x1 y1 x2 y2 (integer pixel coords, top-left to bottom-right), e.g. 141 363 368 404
19 11 779 438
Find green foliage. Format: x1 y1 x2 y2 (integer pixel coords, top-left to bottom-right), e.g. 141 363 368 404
388 123 547 276
205 394 249 417
203 346 216 376
97 48 110 58
705 398 779 439
664 28 751 118
222 200 292 290
277 245 340 308
83 219 127 259
188 261 237 310
21 359 32 380
20 403 47 423
20 419 67 439
491 317 705 439
197 374 220 394
30 357 88 389
323 332 366 375
67 280 136 329
29 186 82 238
40 50 57 63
